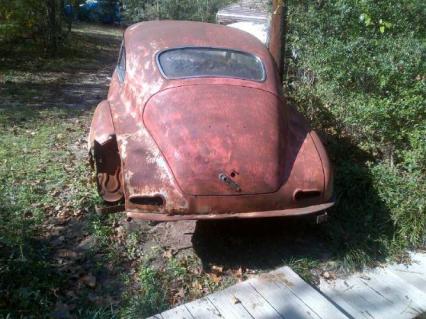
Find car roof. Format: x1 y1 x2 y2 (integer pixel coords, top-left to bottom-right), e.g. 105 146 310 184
122 20 280 96
124 20 269 54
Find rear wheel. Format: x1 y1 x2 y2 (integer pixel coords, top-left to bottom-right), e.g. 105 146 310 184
92 138 124 203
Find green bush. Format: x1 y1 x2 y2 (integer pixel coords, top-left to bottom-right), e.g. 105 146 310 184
122 0 232 23
0 0 65 53
285 0 426 266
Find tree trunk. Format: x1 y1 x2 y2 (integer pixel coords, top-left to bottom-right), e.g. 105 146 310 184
46 0 63 55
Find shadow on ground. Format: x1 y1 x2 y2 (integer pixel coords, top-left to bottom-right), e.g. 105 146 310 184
192 216 331 270
192 101 395 274
0 26 121 116
0 24 125 317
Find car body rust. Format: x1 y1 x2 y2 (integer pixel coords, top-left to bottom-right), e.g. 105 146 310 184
88 19 334 221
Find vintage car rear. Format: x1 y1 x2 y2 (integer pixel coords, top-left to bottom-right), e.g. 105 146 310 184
89 19 334 221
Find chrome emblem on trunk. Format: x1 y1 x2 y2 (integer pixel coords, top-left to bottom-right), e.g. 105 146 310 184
218 173 241 192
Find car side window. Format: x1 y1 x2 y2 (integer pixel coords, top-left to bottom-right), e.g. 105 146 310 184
117 42 126 83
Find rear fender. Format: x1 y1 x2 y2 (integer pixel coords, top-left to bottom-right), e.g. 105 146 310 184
88 100 116 150
310 131 334 202
88 100 124 202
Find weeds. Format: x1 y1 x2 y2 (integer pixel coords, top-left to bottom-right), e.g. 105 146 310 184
0 106 90 315
286 258 320 284
120 253 222 318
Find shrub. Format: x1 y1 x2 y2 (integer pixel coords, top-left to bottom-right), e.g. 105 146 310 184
122 0 232 23
0 0 65 53
285 0 425 266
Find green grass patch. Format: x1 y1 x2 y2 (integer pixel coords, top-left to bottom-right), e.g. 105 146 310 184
0 105 94 315
120 253 228 318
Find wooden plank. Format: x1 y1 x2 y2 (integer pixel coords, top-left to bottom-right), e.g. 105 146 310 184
249 275 321 319
319 267 426 319
408 251 426 263
184 297 223 318
273 267 348 319
207 285 254 319
389 268 426 294
319 278 371 319
388 252 426 294
149 255 426 319
161 304 193 319
224 281 282 319
319 276 388 319
358 268 426 317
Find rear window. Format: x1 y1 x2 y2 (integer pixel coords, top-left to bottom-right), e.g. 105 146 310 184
157 47 265 82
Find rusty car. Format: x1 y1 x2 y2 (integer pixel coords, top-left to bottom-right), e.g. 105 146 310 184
88 20 334 221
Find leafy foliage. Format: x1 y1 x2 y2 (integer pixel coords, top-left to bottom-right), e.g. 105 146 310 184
285 0 426 266
0 0 76 53
122 0 232 23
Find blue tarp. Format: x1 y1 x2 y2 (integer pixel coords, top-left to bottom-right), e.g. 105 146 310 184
76 0 121 24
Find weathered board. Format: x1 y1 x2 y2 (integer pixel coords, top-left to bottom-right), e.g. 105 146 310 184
208 281 281 318
319 252 426 319
151 267 348 319
150 251 426 319
184 297 222 318
160 304 193 319
388 251 426 294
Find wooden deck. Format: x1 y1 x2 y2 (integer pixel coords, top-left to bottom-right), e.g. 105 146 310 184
319 251 426 319
149 252 426 319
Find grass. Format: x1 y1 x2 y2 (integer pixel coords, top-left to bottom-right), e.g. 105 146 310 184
0 106 93 315
120 253 234 318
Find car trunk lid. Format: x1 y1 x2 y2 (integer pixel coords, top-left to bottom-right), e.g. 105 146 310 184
143 84 286 196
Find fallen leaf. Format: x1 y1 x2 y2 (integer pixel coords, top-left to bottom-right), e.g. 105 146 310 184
192 280 203 291
57 249 78 259
321 271 336 280
173 287 185 303
211 265 223 275
163 249 173 259
236 267 244 278
231 296 240 304
115 226 126 239
210 274 222 284
81 273 97 289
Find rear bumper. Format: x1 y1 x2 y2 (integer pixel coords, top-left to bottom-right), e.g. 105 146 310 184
126 201 335 221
